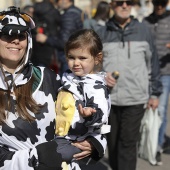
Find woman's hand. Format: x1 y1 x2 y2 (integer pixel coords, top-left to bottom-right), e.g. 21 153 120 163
72 140 94 160
36 33 47 43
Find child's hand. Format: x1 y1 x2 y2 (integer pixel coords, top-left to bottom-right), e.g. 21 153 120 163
105 72 118 88
78 104 96 117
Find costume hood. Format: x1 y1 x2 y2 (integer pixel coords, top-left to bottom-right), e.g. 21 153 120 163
0 6 35 68
0 6 36 91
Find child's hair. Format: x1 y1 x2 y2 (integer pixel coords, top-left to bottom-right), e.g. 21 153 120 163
65 29 103 71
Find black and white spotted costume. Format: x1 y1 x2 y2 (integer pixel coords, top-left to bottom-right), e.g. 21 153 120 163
0 7 109 170
55 70 111 164
0 7 63 170
0 66 62 170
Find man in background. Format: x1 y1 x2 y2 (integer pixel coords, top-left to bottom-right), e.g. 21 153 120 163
144 0 170 165
97 0 162 170
31 0 60 71
35 0 85 75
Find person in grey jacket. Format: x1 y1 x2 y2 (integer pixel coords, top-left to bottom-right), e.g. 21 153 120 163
96 0 162 170
143 0 170 165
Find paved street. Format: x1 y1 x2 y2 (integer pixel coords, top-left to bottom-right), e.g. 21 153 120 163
81 149 170 170
82 106 170 170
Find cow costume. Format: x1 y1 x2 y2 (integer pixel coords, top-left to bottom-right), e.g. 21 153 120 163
55 70 111 165
0 6 64 170
0 6 109 170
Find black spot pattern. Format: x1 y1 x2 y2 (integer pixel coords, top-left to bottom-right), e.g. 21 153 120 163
34 102 48 120
0 146 15 167
2 117 40 144
94 82 110 99
45 120 55 141
1 18 9 25
69 122 88 136
28 150 38 168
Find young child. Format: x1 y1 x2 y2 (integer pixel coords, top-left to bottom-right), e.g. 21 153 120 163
54 29 111 167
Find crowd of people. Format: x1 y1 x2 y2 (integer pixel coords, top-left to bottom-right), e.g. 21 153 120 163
0 0 170 170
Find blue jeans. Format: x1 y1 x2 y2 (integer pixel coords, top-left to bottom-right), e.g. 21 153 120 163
158 75 170 150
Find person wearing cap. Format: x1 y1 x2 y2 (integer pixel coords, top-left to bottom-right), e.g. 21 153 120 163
144 0 170 165
96 0 162 170
0 6 102 170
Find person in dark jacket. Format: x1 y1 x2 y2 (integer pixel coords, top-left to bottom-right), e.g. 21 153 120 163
31 0 60 69
143 0 170 165
21 5 34 18
96 0 162 170
36 0 85 76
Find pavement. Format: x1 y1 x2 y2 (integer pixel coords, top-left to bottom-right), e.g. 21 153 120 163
81 106 170 170
81 150 170 170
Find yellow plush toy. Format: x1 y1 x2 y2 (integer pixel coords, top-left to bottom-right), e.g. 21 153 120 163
55 90 76 136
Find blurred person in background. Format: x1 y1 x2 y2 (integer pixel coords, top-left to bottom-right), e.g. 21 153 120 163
96 0 162 170
31 0 60 73
35 0 85 76
144 0 170 165
83 1 111 31
21 5 34 18
130 1 142 21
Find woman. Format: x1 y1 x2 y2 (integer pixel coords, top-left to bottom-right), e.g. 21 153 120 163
0 5 63 170
0 6 106 170
83 1 111 31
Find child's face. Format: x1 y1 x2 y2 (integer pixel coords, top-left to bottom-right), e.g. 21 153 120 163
67 47 96 77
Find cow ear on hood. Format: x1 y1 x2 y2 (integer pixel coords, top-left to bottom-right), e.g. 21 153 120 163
20 13 35 29
0 6 35 35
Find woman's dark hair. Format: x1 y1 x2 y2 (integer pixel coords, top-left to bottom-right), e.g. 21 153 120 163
93 1 110 21
65 29 103 71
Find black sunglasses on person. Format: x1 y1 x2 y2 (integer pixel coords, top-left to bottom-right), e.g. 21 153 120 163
115 1 133 6
0 33 27 41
